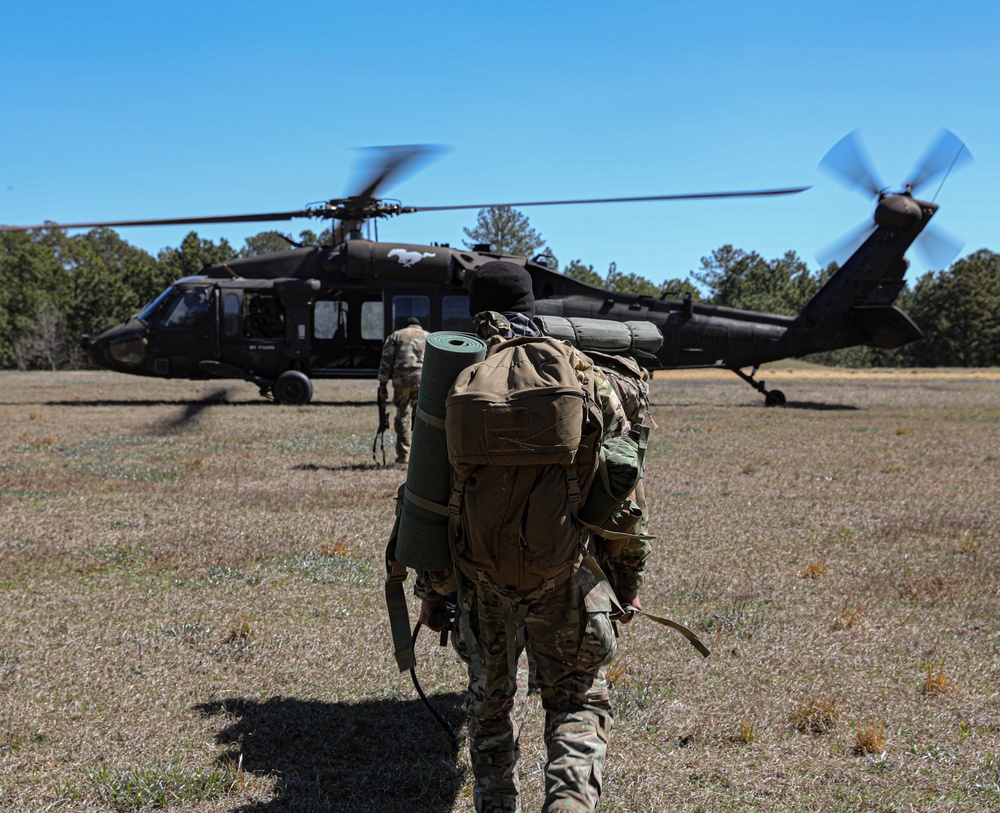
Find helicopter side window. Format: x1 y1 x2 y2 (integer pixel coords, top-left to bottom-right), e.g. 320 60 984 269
314 300 349 341
160 288 210 328
361 301 383 340
391 295 430 331
244 292 285 339
222 293 241 337
442 295 474 332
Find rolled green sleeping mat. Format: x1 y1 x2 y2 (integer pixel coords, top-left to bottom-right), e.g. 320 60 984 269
395 331 488 571
534 315 663 356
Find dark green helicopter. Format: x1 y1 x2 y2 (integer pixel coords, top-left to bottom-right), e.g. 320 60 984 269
0 133 969 405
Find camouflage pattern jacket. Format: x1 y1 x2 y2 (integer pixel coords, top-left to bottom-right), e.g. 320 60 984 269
377 324 429 388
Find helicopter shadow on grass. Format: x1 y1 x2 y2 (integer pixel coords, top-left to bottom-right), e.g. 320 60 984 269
651 399 859 412
293 462 400 473
776 400 860 411
196 693 467 813
35 397 374 409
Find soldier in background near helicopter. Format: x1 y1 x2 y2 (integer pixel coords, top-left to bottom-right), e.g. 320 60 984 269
377 317 429 465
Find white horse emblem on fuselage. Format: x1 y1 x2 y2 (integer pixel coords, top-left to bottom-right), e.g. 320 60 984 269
388 248 436 268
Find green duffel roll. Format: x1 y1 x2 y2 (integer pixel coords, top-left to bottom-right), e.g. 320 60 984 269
578 431 644 527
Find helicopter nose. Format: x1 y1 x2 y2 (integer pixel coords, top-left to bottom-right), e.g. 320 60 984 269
84 324 147 371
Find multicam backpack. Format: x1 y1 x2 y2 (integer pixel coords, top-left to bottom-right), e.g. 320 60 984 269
444 335 604 594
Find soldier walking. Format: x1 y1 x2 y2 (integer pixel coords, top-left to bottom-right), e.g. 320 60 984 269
417 261 646 813
377 317 429 465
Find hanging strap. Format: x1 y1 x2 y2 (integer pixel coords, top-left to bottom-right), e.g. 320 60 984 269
384 485 417 672
580 553 710 659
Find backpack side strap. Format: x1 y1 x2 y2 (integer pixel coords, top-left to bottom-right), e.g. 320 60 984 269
385 485 417 672
579 553 710 659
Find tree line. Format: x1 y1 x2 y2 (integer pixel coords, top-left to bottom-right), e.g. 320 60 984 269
2 207 997 370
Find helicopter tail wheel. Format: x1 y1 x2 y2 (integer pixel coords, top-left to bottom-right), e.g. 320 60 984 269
273 370 314 405
732 366 787 407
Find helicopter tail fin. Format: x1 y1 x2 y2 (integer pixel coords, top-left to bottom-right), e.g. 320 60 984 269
849 305 923 349
790 203 930 353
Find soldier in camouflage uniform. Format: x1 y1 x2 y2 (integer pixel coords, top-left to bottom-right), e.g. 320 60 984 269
377 317 429 464
418 261 647 813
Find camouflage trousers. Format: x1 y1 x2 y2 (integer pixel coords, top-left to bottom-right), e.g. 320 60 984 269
391 385 419 460
454 566 617 813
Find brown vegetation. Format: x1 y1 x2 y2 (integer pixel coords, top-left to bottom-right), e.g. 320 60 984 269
0 369 998 811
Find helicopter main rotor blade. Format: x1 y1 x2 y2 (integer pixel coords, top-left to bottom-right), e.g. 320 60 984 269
407 187 811 213
819 131 884 199
907 129 972 196
351 144 444 202
0 210 318 232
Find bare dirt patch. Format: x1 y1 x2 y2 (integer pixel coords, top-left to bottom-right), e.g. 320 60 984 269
1 370 998 811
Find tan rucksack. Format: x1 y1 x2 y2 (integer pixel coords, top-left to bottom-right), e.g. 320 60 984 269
445 335 604 594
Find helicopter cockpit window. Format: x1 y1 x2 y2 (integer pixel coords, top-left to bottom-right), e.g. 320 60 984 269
391 295 430 331
443 295 474 332
136 286 177 325
160 288 211 328
244 292 285 339
314 300 349 341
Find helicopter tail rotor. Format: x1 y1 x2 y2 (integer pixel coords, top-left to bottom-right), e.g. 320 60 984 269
818 129 971 270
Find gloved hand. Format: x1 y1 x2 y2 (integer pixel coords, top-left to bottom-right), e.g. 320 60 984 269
419 598 454 632
377 382 388 402
616 587 641 624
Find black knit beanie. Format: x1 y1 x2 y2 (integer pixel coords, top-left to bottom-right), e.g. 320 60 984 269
468 261 535 318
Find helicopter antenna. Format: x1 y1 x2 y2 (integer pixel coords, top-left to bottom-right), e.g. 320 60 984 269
930 142 969 203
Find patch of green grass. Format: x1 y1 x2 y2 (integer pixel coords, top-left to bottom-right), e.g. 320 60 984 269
202 565 260 586
73 461 181 482
0 488 60 499
278 551 375 586
93 544 154 569
86 762 237 809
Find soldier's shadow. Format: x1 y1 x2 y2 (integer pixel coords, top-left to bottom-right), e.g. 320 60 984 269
196 693 466 813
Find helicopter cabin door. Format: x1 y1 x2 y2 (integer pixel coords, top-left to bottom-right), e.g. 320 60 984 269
309 291 384 377
216 288 291 380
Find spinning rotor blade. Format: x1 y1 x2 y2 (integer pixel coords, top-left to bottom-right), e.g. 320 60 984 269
350 145 443 202
817 219 877 268
0 144 447 234
407 187 811 213
0 140 809 234
819 131 883 199
0 210 315 232
914 225 964 270
907 129 972 197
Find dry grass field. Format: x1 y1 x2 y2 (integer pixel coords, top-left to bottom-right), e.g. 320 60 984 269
1 368 997 812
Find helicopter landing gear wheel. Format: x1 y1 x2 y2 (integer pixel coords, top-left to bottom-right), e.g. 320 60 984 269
732 366 787 407
273 370 313 405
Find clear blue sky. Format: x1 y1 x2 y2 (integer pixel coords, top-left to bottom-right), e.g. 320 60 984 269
3 1 997 287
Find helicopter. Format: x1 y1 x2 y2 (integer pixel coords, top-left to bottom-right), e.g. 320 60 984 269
0 133 969 406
